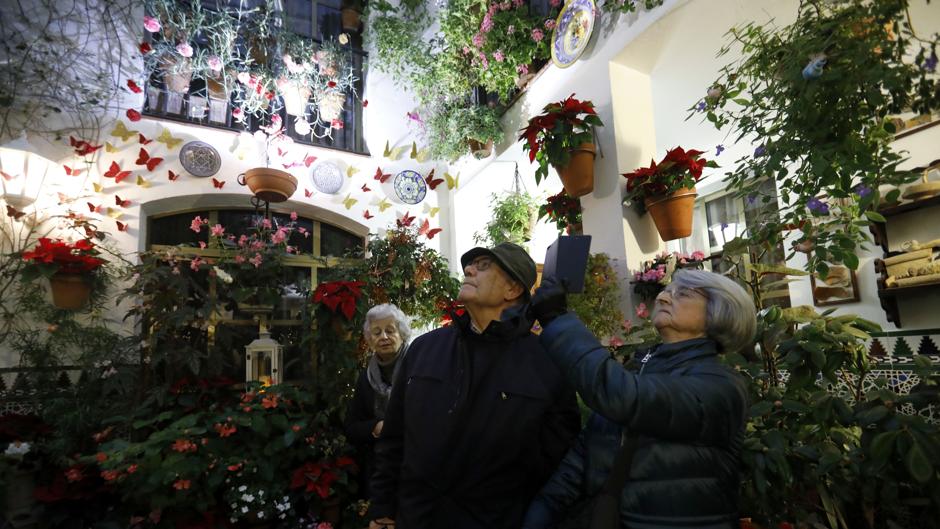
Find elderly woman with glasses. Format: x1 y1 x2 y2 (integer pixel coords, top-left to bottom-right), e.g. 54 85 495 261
345 303 412 498
524 269 756 529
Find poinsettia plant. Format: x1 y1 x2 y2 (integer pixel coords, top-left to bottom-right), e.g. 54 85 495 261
519 94 604 185
621 146 718 206
312 280 365 321
537 190 582 233
20 238 105 279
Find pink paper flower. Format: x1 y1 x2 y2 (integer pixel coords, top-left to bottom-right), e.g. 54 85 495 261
531 28 544 43
207 55 223 72
143 16 161 33
635 303 649 319
176 42 193 58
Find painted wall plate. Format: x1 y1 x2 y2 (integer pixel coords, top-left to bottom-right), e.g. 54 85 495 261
551 0 596 69
179 141 221 177
393 170 427 205
311 161 344 194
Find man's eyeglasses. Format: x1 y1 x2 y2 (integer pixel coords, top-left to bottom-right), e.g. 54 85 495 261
468 256 494 271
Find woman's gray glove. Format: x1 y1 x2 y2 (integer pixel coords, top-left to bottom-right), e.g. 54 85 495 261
529 275 569 327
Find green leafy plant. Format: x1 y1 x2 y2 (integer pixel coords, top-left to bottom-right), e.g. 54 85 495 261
519 94 604 185
600 0 665 15
694 0 940 275
425 100 505 161
566 253 625 341
352 224 461 329
473 192 538 248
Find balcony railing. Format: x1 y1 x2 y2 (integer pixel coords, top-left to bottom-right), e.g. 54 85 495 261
142 47 369 156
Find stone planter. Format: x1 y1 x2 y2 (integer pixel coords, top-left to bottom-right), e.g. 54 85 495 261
644 187 698 241
49 272 92 310
553 143 596 198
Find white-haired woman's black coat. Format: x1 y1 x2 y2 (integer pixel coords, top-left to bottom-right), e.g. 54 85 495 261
523 313 748 529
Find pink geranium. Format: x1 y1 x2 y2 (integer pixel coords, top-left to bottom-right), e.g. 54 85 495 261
175 42 193 58
210 224 225 237
635 303 649 319
190 216 205 233
493 50 505 62
531 29 544 43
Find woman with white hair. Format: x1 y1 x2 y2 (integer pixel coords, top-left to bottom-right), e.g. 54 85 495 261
345 303 412 498
525 269 757 529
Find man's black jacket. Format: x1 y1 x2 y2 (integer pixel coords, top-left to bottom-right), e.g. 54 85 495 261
368 308 581 528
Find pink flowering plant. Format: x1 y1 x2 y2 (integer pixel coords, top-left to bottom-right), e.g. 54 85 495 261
447 0 560 101
606 308 661 365
631 250 707 300
189 212 310 307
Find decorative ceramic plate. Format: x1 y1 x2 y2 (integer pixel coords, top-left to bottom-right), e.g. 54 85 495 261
311 161 344 194
551 0 596 69
179 141 221 177
393 170 427 205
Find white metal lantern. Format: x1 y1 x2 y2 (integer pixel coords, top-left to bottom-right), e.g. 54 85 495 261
0 134 53 209
244 317 283 386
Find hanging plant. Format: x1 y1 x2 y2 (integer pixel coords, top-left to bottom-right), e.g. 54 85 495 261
693 0 940 275
473 192 539 249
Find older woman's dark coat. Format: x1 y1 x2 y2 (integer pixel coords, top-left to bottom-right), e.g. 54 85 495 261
523 313 748 529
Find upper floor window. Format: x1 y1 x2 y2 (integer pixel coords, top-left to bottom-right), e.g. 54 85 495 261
143 0 368 154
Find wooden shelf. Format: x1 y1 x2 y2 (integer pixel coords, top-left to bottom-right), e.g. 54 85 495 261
876 281 940 327
877 194 940 218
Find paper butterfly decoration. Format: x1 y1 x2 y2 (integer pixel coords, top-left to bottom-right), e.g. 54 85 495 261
445 171 460 190
397 211 416 227
156 128 184 150
64 165 83 176
418 219 442 240
383 140 407 160
377 197 392 212
304 188 314 198
70 136 102 156
6 205 26 220
135 148 163 171
423 203 440 217
105 142 119 153
87 202 104 214
410 141 429 163
106 207 123 219
425 169 443 190
103 161 131 183
115 195 131 208
115 220 129 232
342 193 357 210
92 182 104 193
138 133 153 145
361 183 371 193
346 166 359 178
212 178 225 189
83 225 105 240
374 167 391 183
363 210 374 220
168 170 180 181
110 121 138 142
136 175 151 188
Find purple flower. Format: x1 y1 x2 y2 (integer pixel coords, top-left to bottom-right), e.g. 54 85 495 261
516 63 529 75
695 101 706 112
493 50 504 62
472 32 485 47
481 14 494 33
754 145 767 157
720 222 729 230
715 144 725 156
746 194 756 205
807 197 830 215
923 51 938 72
854 184 872 198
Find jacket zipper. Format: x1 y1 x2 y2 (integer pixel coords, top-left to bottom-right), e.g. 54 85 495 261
639 350 654 375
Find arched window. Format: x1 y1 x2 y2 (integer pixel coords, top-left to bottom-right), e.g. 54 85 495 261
142 194 367 382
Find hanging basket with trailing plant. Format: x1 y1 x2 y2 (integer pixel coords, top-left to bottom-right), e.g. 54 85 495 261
621 147 717 241
20 238 106 310
519 94 603 197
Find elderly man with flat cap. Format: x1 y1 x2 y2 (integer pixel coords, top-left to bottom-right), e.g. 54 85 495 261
368 242 580 529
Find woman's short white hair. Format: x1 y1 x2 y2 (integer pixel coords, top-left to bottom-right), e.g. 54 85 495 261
670 269 757 354
363 303 412 343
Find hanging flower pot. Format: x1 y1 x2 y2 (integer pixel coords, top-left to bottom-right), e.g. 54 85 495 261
644 187 698 241
277 79 311 116
240 167 298 203
49 272 93 310
341 6 362 32
554 143 596 198
467 138 494 159
316 91 346 122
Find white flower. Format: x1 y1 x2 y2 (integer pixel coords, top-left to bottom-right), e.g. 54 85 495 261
4 441 30 457
213 266 233 284
238 485 247 492
241 506 249 514
258 490 264 497
257 511 264 519
338 33 349 45
242 493 254 502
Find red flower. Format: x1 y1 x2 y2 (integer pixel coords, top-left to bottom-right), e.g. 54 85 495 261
214 422 237 437
171 439 197 453
126 80 142 94
261 394 279 409
101 469 121 481
327 80 337 88
126 464 138 474
126 109 141 122
312 280 364 321
95 452 108 463
291 461 338 498
65 466 84 482
21 238 105 274
621 146 715 203
139 42 152 54
172 479 191 490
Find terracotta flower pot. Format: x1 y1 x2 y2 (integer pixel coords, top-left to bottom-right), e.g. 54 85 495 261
341 6 362 32
49 272 92 310
467 138 494 159
242 167 298 203
644 187 698 241
554 143 596 197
